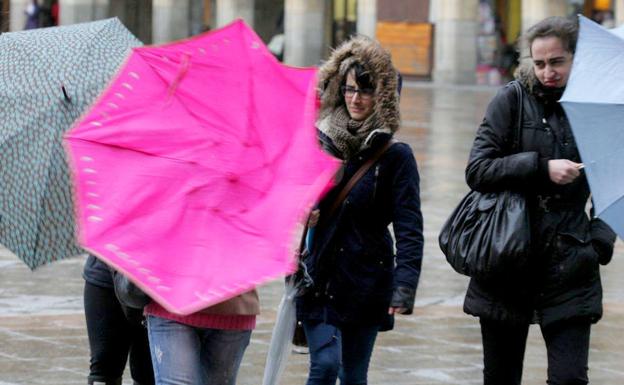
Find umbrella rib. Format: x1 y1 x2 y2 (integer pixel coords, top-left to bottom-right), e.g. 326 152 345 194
62 19 140 110
67 137 201 165
138 51 177 87
133 53 235 142
596 193 624 218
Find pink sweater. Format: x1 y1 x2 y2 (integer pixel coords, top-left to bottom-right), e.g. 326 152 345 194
144 290 259 330
145 302 256 330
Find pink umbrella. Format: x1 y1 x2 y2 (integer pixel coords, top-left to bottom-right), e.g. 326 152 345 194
64 20 339 315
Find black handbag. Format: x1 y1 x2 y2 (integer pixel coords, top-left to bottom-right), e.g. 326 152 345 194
439 81 530 280
112 269 151 309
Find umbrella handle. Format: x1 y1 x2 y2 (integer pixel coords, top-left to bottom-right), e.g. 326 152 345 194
167 54 191 98
61 85 71 103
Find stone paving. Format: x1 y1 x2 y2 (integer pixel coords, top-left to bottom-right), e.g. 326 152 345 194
1 83 623 384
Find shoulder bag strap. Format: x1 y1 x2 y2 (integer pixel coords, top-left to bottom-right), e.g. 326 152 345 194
325 139 395 219
511 81 524 152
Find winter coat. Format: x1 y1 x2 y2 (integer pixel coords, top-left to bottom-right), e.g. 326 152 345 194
296 36 423 331
463 64 616 327
296 133 423 330
83 254 114 289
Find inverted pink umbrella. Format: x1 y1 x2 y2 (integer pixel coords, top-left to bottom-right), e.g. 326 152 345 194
65 20 339 315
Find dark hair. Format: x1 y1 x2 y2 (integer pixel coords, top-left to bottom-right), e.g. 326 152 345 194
525 16 578 55
342 62 375 91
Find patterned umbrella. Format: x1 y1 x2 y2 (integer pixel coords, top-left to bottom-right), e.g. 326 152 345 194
0 19 140 269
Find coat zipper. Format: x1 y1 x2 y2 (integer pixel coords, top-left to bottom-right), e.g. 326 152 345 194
372 164 380 201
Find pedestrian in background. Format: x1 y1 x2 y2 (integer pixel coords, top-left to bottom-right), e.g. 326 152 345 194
463 16 616 385
296 35 424 385
39 0 59 27
23 0 40 30
83 255 154 385
51 0 59 26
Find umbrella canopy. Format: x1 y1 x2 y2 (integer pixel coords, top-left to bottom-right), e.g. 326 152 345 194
560 15 624 240
65 20 339 315
0 18 140 269
612 24 624 39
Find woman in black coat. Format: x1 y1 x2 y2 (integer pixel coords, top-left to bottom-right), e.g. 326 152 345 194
296 36 423 385
83 255 154 385
464 17 616 385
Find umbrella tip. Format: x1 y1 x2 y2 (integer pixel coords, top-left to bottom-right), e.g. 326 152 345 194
61 85 71 103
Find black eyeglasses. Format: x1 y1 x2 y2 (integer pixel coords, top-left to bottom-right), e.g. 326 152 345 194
341 85 374 99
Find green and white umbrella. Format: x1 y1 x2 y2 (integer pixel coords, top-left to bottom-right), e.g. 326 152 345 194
0 18 141 269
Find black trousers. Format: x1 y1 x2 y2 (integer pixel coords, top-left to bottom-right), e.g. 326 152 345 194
480 318 591 385
84 281 154 385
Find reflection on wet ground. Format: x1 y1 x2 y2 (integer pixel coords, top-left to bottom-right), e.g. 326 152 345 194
0 82 622 384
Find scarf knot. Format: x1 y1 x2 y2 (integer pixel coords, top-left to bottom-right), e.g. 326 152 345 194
318 106 388 160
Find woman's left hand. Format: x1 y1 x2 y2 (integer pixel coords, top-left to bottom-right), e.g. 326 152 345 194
548 159 582 184
307 209 320 227
388 307 408 315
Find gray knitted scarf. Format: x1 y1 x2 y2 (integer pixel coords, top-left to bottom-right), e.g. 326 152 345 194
318 106 381 160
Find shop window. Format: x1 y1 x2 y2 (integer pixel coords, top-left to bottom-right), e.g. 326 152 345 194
333 0 357 46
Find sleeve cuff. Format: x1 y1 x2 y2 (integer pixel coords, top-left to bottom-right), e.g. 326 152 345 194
390 286 416 315
538 157 551 184
590 218 617 265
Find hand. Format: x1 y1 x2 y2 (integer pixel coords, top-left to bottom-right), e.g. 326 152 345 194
388 307 408 315
307 209 320 227
548 159 582 185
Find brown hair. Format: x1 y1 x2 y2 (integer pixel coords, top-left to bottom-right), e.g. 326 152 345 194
525 16 579 55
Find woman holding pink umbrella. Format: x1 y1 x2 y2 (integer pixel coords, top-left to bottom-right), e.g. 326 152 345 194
145 290 259 384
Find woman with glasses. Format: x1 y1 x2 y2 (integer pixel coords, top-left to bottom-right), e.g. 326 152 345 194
296 36 424 385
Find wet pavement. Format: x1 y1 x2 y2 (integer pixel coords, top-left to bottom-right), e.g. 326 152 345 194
1 82 623 384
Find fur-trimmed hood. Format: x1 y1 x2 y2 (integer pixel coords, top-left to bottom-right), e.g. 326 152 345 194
317 36 400 133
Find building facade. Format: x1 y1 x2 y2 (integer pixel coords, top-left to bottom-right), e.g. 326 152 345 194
4 0 624 84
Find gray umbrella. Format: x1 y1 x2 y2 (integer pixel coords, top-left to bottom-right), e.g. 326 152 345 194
561 16 624 241
0 18 141 269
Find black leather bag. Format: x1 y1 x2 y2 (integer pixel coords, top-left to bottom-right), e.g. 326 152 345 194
112 270 151 309
439 81 530 280
439 189 530 279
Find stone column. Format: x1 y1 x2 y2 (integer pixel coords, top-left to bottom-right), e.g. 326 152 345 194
356 0 376 38
616 0 624 27
109 0 152 43
433 0 479 84
152 0 190 44
521 0 567 32
59 0 108 25
284 0 325 66
93 0 109 20
189 0 205 36
215 0 254 28
9 0 28 31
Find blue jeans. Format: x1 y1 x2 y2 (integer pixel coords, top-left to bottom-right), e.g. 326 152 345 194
303 320 379 385
146 315 251 385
